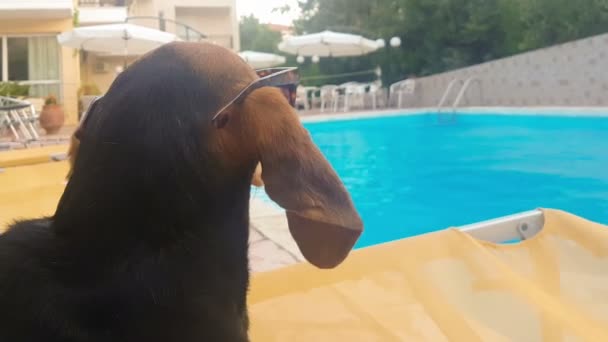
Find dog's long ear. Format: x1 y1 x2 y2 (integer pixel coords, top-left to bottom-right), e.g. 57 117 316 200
239 88 363 269
66 133 80 179
67 97 101 179
251 162 264 187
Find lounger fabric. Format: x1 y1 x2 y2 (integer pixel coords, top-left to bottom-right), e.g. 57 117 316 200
249 209 608 341
0 161 68 227
0 144 68 168
2 158 608 340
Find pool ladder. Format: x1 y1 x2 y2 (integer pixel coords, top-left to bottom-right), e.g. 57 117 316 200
436 77 481 123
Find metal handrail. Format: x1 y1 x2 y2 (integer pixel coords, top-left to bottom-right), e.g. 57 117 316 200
0 96 29 110
436 78 463 113
451 77 480 110
125 16 207 42
436 77 482 123
0 96 39 142
78 0 128 6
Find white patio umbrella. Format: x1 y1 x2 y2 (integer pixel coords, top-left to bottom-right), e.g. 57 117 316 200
238 50 286 69
57 23 179 56
278 30 380 58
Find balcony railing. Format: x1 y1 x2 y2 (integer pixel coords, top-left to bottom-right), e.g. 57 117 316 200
0 0 74 18
126 16 207 42
78 0 128 6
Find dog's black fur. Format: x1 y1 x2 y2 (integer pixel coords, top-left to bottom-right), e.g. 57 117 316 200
0 43 259 341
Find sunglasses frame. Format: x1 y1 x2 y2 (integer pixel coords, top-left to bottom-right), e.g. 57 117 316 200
211 67 300 122
77 67 300 136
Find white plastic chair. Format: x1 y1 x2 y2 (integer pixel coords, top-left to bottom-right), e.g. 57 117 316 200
320 85 338 113
304 86 320 110
295 86 309 111
389 79 416 108
342 83 367 112
0 96 39 142
366 82 385 110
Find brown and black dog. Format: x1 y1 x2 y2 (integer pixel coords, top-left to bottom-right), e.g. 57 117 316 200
0 42 363 341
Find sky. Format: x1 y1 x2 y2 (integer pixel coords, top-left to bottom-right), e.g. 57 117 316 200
236 0 300 26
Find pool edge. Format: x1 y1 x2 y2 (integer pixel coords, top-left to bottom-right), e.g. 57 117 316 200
300 106 608 123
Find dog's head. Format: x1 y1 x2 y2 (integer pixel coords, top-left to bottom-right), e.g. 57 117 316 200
67 42 363 269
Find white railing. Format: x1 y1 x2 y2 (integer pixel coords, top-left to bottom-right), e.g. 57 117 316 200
452 77 481 110
460 210 544 243
436 77 482 123
0 96 39 142
0 0 74 17
79 6 128 25
436 78 463 113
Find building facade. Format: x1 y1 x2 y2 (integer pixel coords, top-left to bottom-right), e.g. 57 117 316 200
0 0 239 125
80 0 240 94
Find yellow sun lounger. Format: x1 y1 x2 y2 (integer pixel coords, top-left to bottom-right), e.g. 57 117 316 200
248 209 608 341
2 160 608 341
0 156 68 228
0 144 68 168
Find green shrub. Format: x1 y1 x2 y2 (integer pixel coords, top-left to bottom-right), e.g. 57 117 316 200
44 95 59 106
0 82 30 98
78 84 102 97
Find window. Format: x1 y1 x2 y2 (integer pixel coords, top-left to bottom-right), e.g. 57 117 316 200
0 40 3 81
1 36 61 98
8 38 28 81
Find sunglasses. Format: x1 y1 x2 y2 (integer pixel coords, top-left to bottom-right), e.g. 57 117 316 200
77 67 300 137
211 67 300 122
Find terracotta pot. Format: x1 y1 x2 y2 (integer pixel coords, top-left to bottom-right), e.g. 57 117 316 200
39 104 65 135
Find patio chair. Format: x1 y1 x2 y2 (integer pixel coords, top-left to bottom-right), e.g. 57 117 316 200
342 82 367 112
365 81 387 110
389 78 416 108
0 96 39 144
304 86 320 110
295 86 309 111
319 85 338 113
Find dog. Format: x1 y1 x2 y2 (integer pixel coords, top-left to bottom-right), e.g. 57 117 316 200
0 42 363 341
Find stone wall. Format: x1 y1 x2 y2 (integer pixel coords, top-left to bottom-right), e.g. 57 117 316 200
408 32 608 108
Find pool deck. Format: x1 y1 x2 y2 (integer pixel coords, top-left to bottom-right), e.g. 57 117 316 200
249 198 305 273
4 106 608 273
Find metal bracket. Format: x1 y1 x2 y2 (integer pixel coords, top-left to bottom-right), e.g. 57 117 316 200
517 221 536 240
461 210 545 243
50 153 68 162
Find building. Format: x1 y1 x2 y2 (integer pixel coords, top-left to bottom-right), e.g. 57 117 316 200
266 23 293 38
0 0 239 126
0 0 80 124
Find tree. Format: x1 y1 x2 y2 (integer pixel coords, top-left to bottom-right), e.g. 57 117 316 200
294 0 608 86
239 15 282 53
518 0 608 51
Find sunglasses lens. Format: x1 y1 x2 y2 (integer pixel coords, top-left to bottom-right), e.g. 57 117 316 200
252 68 299 108
277 85 297 107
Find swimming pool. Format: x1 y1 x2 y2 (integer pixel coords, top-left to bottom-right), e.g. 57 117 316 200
258 112 608 249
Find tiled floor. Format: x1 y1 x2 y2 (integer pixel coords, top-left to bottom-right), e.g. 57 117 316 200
248 198 304 273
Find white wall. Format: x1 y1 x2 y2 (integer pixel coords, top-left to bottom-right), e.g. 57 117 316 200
408 33 608 108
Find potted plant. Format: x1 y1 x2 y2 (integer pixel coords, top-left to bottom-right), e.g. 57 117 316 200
39 95 65 135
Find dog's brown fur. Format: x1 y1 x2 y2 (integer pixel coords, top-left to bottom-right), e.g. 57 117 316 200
0 42 362 341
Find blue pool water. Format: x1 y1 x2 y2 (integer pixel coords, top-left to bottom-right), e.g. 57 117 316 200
258 113 608 249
